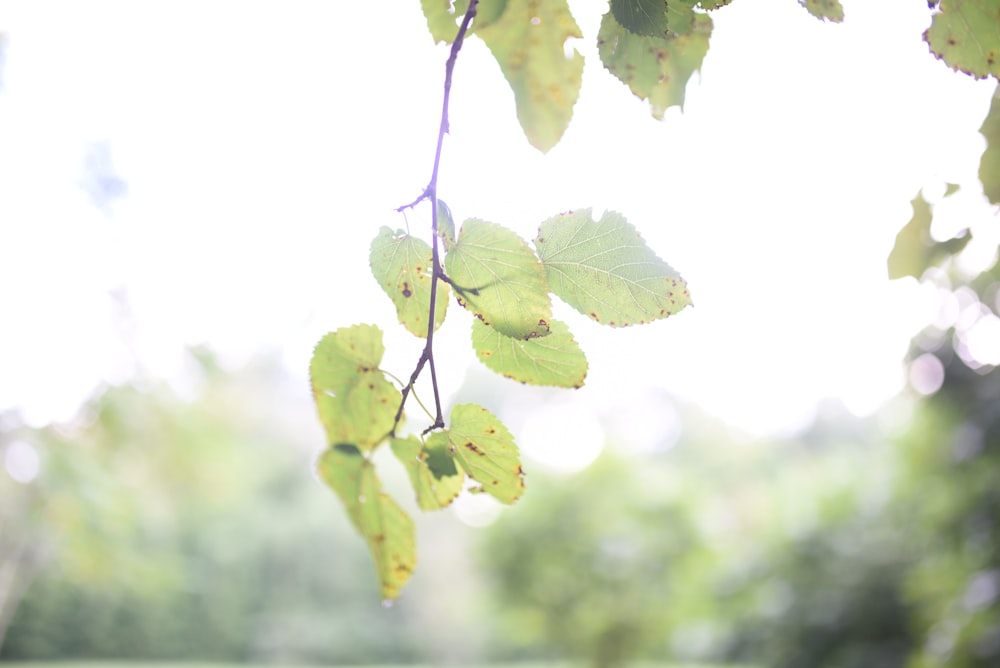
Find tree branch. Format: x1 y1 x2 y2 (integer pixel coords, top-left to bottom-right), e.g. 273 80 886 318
392 1 479 436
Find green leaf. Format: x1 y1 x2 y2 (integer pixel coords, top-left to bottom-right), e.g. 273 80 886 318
610 0 669 37
370 227 449 338
317 445 416 600
444 219 553 339
797 0 844 23
310 325 399 450
887 192 972 280
534 209 692 327
980 89 1000 204
471 318 587 388
446 404 525 504
419 0 509 43
924 0 1000 80
390 434 464 511
475 0 584 152
944 182 961 197
598 9 712 118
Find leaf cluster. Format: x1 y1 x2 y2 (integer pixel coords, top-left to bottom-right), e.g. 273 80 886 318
310 206 690 599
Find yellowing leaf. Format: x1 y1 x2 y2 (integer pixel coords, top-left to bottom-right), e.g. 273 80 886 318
444 219 553 340
446 404 525 504
310 325 399 450
598 9 711 118
317 445 416 600
925 0 1000 80
475 0 584 152
390 434 464 511
534 209 692 327
370 227 449 338
472 318 587 388
798 0 844 23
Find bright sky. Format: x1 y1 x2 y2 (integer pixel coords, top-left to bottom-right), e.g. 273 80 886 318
1 1 996 458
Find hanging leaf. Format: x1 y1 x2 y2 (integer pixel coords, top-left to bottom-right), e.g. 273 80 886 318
370 227 449 338
475 0 584 152
317 445 416 600
310 325 399 450
444 219 553 339
797 0 844 23
391 434 465 511
925 0 1000 80
610 0 669 37
471 318 587 388
446 403 525 504
887 192 971 280
534 209 692 327
598 9 712 118
980 89 1000 204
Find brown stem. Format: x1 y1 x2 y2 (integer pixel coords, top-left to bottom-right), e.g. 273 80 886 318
391 0 479 436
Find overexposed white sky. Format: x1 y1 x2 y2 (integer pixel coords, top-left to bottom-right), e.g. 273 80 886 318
0 0 996 441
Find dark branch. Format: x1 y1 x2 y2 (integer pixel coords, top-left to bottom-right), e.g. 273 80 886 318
391 0 479 437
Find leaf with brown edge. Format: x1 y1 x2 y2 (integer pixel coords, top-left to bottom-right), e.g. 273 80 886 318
446 403 525 505
317 444 416 600
924 0 1000 80
471 318 587 388
390 434 464 511
444 218 553 340
534 209 692 327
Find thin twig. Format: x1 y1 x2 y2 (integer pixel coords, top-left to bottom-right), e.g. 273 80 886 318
391 0 479 437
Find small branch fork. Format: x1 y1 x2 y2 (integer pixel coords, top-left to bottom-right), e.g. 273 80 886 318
392 0 479 437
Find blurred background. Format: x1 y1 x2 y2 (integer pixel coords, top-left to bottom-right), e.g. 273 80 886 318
2 1 999 667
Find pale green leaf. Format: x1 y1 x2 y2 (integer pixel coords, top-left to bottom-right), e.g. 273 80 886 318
420 0 509 43
310 325 399 450
534 209 692 326
390 434 464 511
887 193 971 280
472 318 587 388
798 0 844 23
924 0 1000 80
370 227 449 338
610 0 669 36
944 182 961 197
444 219 553 339
980 88 1000 204
475 0 584 152
446 403 525 504
598 10 712 118
317 445 416 600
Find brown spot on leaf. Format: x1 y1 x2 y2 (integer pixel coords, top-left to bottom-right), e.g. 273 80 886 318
589 312 600 321
401 282 412 298
464 441 486 456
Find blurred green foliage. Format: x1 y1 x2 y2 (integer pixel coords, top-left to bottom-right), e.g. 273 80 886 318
4 270 1000 667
